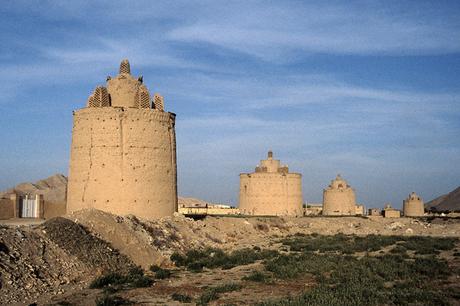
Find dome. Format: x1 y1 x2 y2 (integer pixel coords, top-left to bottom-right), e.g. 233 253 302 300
106 59 151 108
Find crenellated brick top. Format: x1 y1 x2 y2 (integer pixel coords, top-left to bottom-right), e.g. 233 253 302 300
85 59 168 112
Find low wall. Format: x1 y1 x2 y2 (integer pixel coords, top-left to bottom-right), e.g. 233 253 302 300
43 202 66 219
178 207 240 216
0 198 14 220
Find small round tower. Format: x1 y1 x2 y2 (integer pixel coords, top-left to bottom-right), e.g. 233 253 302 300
403 192 424 217
67 59 177 219
239 151 303 216
322 174 356 216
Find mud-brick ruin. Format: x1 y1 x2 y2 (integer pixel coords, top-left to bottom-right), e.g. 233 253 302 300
322 174 357 216
239 151 303 216
66 60 177 219
403 192 424 217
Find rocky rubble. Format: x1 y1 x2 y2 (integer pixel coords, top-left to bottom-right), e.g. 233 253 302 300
42 217 134 273
0 225 84 304
0 217 135 305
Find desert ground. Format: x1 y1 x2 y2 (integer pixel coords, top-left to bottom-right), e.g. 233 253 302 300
1 211 459 305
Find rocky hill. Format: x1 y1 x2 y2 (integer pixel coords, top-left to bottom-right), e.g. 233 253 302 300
178 196 209 207
178 196 231 208
425 186 460 212
0 174 67 205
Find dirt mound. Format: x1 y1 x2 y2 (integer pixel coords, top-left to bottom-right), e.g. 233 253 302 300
68 209 460 270
0 225 87 304
0 216 136 305
69 209 215 269
426 186 460 212
69 209 168 269
66 209 286 268
42 217 135 273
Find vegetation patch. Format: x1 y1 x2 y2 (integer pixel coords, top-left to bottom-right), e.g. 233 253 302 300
171 247 279 272
259 234 458 305
95 294 131 306
282 233 400 253
169 234 458 305
389 244 407 255
89 267 153 290
242 270 272 283
401 236 456 254
149 265 172 279
198 283 242 305
171 293 192 303
55 302 73 306
281 233 457 255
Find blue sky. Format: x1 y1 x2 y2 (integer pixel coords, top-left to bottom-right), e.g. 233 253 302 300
1 1 459 209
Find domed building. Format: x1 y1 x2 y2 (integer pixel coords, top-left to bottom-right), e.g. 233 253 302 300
403 192 424 217
322 174 357 216
239 151 303 216
67 59 177 219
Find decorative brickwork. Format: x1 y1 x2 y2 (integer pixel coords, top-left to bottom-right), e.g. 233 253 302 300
138 85 150 108
153 93 164 111
119 59 131 74
87 94 96 107
95 86 110 107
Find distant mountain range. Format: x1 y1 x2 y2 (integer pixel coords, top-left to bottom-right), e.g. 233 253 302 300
425 186 460 212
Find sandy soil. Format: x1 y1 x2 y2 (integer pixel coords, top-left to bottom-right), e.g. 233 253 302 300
71 211 460 268
1 210 459 305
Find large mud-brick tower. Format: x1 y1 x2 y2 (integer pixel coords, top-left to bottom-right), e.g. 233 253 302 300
322 174 357 216
67 59 177 218
239 151 303 216
403 192 424 217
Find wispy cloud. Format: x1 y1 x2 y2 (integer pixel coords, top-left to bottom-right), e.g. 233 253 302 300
168 2 460 59
165 71 460 117
40 38 201 69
